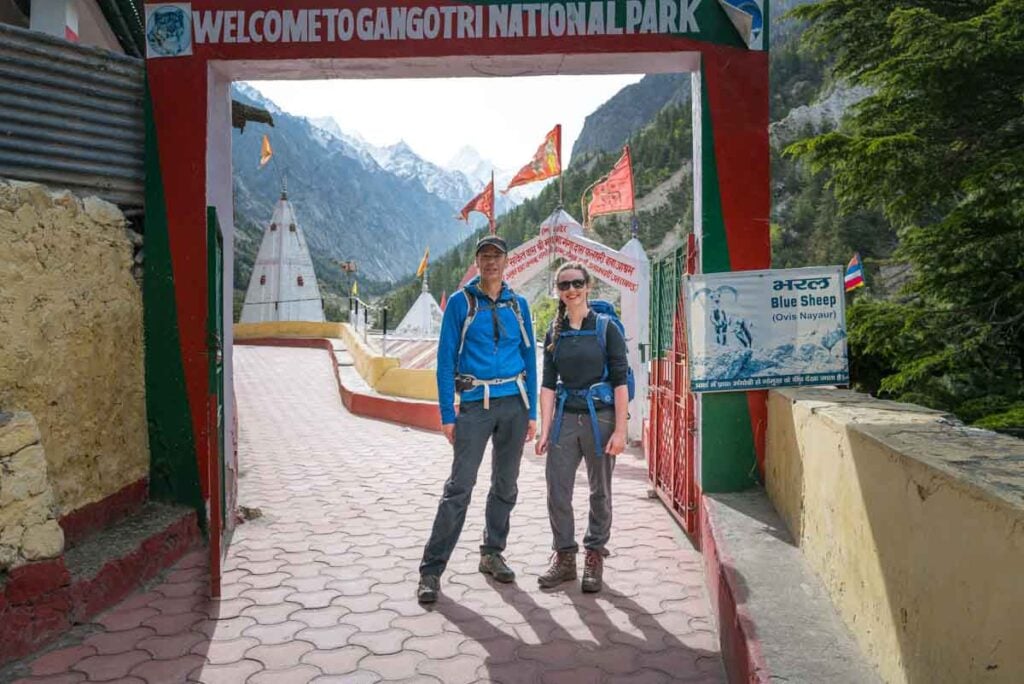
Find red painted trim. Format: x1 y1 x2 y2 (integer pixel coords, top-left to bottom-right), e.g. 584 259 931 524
746 391 767 477
700 496 769 683
0 512 199 667
58 478 148 548
236 338 443 433
207 398 223 599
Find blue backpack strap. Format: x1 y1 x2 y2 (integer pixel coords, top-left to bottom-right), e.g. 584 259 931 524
595 314 610 382
456 287 477 372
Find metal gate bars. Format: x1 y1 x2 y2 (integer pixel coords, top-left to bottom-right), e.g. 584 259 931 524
646 237 699 538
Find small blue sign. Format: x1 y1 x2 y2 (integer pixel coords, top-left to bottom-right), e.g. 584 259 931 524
146 4 192 58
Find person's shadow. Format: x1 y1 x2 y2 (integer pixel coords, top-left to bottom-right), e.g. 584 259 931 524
432 575 725 683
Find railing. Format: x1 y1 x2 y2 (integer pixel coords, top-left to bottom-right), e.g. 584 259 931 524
348 296 390 355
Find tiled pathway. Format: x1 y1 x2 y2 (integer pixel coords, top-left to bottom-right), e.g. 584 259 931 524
11 345 724 683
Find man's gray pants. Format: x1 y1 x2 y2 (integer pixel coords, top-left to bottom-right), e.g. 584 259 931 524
420 396 528 577
547 408 616 553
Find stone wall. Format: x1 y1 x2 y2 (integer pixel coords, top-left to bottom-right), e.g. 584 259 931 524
766 388 1024 684
0 181 148 516
0 412 64 571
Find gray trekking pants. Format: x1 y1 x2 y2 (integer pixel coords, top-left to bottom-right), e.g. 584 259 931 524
546 408 616 553
420 396 528 577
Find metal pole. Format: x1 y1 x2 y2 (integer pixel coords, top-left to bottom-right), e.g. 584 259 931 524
363 306 368 343
382 307 389 356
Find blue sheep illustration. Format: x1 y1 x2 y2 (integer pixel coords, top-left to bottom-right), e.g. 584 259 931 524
693 286 754 349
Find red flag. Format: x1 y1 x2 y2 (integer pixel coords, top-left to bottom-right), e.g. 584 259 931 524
439 290 448 311
459 176 495 229
587 146 635 223
503 125 561 193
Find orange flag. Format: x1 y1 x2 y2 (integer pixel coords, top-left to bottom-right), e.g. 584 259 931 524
587 146 635 224
439 290 448 311
459 175 496 232
416 247 429 278
503 125 561 193
258 134 273 168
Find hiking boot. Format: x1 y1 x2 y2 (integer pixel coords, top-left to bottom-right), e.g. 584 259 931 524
417 574 440 603
581 549 603 593
538 551 577 588
479 553 516 583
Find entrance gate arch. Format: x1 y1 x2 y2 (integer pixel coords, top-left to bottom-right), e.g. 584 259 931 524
143 0 772 593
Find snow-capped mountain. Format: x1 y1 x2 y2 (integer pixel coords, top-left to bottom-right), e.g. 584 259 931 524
368 140 477 210
445 145 550 209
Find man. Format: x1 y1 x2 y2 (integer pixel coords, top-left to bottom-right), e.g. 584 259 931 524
417 235 537 603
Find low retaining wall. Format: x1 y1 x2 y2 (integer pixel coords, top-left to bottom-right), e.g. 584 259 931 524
766 388 1024 684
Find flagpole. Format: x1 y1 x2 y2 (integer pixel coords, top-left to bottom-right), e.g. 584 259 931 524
489 170 496 235
626 145 638 238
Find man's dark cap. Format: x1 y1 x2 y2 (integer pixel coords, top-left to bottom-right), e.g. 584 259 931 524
475 235 508 254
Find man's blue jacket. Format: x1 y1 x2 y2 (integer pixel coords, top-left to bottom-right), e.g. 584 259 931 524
436 277 537 425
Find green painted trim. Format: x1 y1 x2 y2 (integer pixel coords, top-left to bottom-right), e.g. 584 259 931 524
456 1 744 48
699 64 730 275
697 62 759 493
144 83 203 519
763 0 770 52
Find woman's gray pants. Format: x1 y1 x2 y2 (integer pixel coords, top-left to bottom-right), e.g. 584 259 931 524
420 396 528 577
547 408 616 553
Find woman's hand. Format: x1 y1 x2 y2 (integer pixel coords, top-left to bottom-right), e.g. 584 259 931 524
535 432 549 456
604 430 626 456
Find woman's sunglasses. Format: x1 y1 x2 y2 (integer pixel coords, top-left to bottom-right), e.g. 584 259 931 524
557 279 587 291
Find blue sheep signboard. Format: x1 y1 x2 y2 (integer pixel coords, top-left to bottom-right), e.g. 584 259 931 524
684 267 849 392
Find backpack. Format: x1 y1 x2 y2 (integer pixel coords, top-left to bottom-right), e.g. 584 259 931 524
553 299 636 402
456 286 531 371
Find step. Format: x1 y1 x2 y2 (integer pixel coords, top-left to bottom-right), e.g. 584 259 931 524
0 502 199 668
702 490 881 683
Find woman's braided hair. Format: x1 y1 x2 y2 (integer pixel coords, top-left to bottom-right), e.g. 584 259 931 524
546 262 591 353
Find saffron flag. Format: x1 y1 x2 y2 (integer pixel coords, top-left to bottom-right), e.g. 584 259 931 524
503 125 561 193
459 176 495 232
439 290 447 311
587 146 635 223
259 135 273 168
351 280 359 297
845 253 865 292
416 247 430 278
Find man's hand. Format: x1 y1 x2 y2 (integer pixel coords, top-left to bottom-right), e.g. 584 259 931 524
604 430 626 456
442 424 455 445
535 432 549 456
525 420 537 442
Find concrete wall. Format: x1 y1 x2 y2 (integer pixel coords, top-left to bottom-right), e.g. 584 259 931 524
0 181 148 515
766 388 1024 684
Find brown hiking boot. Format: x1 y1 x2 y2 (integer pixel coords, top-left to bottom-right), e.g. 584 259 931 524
538 551 577 588
581 549 603 593
479 553 516 583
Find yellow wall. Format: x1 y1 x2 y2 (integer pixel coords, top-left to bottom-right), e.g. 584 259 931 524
233 321 345 340
0 181 148 515
374 367 438 402
766 388 1024 684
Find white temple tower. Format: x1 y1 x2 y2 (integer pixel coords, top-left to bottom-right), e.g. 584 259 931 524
395 275 443 338
240 189 325 323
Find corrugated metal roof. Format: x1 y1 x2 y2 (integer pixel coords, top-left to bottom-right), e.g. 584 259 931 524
0 23 144 210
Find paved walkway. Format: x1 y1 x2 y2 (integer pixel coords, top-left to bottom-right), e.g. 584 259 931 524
13 345 724 684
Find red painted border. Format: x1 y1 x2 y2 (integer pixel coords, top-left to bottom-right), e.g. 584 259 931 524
701 496 769 683
235 338 443 433
58 478 149 548
0 512 199 667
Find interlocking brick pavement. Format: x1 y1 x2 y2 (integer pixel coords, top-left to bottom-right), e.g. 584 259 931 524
9 345 724 683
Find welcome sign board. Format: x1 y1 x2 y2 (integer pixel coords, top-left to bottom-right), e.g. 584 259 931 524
684 267 849 392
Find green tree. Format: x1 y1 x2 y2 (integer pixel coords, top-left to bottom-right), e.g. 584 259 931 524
789 0 1024 428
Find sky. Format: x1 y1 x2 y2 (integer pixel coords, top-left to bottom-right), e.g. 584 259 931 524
249 74 643 170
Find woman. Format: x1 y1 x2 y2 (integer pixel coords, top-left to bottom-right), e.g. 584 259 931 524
535 262 629 593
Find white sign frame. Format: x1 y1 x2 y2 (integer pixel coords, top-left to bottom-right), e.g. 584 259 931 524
684 266 849 393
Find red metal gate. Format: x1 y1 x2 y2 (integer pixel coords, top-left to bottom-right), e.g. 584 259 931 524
646 236 699 539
